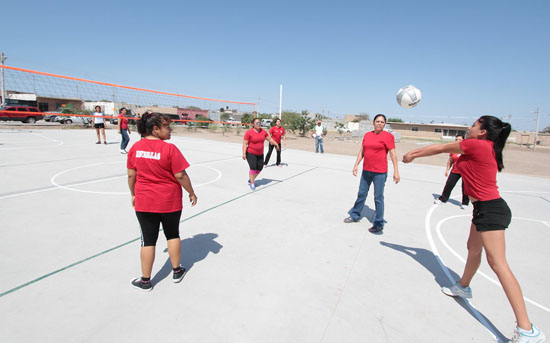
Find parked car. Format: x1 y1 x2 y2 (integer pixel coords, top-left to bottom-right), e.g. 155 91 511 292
0 105 44 123
44 111 61 122
58 115 92 125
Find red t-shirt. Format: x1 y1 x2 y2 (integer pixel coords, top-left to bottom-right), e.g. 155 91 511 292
269 126 285 144
362 131 395 173
127 139 190 212
456 139 499 201
244 128 268 155
118 114 129 129
450 153 461 174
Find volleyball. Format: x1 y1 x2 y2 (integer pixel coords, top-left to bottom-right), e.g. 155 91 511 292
396 85 422 108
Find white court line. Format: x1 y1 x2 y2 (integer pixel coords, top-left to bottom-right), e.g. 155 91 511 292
425 205 501 342
0 132 64 150
50 162 222 195
435 215 550 313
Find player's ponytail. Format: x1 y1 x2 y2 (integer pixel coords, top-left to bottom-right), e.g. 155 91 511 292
137 112 170 137
479 116 511 172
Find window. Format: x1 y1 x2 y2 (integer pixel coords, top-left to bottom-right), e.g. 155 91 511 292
434 128 442 133
412 127 418 131
28 108 38 112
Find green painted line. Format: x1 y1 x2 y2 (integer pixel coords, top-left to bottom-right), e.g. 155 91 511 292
0 167 317 298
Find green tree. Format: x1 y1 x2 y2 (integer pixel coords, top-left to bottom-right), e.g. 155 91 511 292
240 113 253 125
220 113 230 122
388 117 404 122
282 110 314 136
541 126 550 133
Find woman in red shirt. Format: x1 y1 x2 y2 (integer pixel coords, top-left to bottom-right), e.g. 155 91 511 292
403 116 544 342
127 112 197 292
242 118 280 190
264 118 286 167
118 107 131 154
434 134 469 208
343 114 400 234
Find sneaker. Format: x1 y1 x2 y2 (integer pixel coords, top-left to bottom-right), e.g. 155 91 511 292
368 225 384 234
248 180 255 191
120 149 127 154
511 324 545 343
173 267 187 283
96 141 101 144
104 141 108 145
441 282 472 299
434 199 443 205
131 277 152 292
343 216 358 223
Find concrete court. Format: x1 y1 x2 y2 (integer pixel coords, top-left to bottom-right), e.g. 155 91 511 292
0 128 548 343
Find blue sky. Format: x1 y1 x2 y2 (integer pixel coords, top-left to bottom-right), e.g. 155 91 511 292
2 0 549 131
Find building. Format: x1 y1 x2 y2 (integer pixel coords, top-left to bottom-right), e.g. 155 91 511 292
177 107 208 121
388 122 468 140
6 91 83 112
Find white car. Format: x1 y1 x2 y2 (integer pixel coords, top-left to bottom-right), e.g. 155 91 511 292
58 115 92 125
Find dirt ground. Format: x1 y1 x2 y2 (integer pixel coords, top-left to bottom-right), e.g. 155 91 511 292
171 127 550 178
2 123 549 178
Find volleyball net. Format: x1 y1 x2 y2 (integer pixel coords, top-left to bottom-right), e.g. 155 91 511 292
0 65 256 125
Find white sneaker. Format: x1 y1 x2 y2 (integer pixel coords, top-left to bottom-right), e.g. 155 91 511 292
434 199 443 205
120 149 127 154
442 282 472 299
511 324 545 343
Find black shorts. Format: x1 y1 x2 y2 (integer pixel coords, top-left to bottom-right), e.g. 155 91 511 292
472 198 511 231
135 210 182 246
94 123 105 129
246 152 264 171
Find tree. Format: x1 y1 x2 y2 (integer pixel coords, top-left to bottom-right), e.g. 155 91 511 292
335 122 345 135
220 113 230 122
282 110 314 136
542 126 550 133
241 113 253 125
388 117 404 122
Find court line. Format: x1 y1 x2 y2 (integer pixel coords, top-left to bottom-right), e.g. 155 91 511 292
319 226 369 342
1 156 238 200
435 215 550 313
0 166 317 298
50 163 223 195
425 205 502 342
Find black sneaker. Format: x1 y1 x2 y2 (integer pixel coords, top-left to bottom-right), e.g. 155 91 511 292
173 267 187 283
131 277 152 292
368 226 384 235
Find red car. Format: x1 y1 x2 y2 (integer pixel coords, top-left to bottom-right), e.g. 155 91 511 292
0 105 44 123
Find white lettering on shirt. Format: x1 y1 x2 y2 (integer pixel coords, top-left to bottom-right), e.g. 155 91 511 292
136 150 161 160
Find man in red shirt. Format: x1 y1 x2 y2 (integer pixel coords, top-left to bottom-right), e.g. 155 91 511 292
264 118 286 167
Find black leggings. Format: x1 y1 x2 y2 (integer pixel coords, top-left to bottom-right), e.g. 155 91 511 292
264 144 281 166
135 210 182 247
246 152 264 172
439 172 469 205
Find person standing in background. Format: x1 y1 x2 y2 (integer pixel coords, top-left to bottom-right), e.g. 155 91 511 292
118 107 131 154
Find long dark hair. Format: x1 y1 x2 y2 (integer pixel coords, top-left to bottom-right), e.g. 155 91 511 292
137 112 170 136
478 115 511 172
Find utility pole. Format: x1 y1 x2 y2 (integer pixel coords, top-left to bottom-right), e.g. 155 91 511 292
534 106 540 151
279 84 282 118
1 52 7 106
257 97 261 118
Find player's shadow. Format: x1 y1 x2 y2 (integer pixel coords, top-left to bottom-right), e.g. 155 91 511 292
432 193 463 207
255 178 279 187
151 233 223 285
380 241 507 342
264 162 289 168
347 206 387 225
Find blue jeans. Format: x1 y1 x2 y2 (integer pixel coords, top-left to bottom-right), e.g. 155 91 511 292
315 136 324 153
348 170 387 227
120 129 130 150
